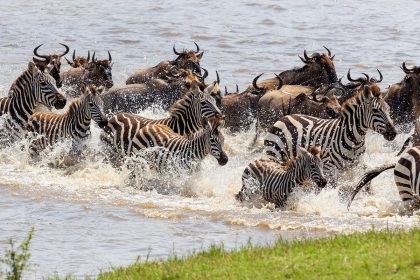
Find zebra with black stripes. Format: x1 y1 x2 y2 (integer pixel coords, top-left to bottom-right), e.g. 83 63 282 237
236 146 327 208
0 62 66 142
26 84 107 158
264 85 397 181
112 117 228 171
348 146 420 210
101 88 223 163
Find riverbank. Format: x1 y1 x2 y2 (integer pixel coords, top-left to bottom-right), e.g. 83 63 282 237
98 228 420 280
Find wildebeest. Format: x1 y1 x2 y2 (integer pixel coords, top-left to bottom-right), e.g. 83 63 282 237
256 76 342 132
384 62 420 128
65 50 91 68
126 42 204 85
61 51 114 97
218 74 276 132
101 69 205 115
32 43 70 88
256 46 338 88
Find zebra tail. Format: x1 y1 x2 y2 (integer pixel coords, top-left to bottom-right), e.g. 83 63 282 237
347 163 396 210
396 136 413 156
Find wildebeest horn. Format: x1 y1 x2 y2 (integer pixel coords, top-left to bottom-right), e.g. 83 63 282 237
87 50 90 62
33 44 48 60
59 43 70 57
194 42 200 54
173 44 182 55
370 69 383 83
108 50 112 62
347 69 364 83
72 50 76 61
274 73 283 90
65 57 73 66
298 55 307 64
401 62 414 74
362 73 370 82
216 71 220 84
92 52 96 62
303 50 310 61
252 73 264 91
311 86 321 101
323 46 332 57
236 84 239 93
201 67 208 81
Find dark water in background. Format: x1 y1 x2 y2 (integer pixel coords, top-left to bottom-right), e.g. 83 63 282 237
0 0 419 277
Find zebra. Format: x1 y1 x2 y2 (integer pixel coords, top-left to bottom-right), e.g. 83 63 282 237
110 117 228 171
26 84 107 158
347 146 420 210
0 62 67 141
263 85 397 181
236 146 327 208
101 88 223 160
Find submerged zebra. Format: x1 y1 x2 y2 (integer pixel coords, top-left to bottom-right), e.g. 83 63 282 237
106 117 228 171
0 62 67 140
27 84 107 158
264 85 397 178
236 146 326 207
348 146 420 210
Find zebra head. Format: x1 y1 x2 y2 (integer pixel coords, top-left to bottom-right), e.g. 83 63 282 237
298 146 327 188
360 85 397 141
199 88 224 121
207 117 228 166
81 84 108 128
29 62 67 110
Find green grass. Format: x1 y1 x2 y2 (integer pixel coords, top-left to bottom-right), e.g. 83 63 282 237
98 228 420 280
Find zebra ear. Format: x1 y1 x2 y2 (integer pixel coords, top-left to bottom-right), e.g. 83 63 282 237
297 146 309 158
28 61 38 74
362 85 373 100
80 82 87 94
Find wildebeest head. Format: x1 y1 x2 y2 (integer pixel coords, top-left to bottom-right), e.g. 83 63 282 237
65 50 91 68
385 62 420 126
85 51 114 89
298 46 337 84
32 43 69 88
172 42 204 76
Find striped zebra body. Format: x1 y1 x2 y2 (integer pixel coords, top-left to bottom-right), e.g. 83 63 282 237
236 146 326 207
264 85 396 173
116 120 228 171
348 146 420 209
395 147 420 202
27 85 107 156
102 89 222 161
0 62 66 141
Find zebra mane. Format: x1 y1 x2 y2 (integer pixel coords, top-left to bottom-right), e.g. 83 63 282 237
8 67 34 99
66 94 89 116
168 91 197 115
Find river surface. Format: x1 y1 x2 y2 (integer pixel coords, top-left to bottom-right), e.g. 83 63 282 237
0 0 420 278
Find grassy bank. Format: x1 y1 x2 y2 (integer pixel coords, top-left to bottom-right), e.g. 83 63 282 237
98 228 420 280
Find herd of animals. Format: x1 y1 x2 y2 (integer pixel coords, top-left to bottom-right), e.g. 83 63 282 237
0 42 419 213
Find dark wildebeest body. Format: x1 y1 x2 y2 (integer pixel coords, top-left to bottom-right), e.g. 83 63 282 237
101 70 205 115
61 51 114 97
384 63 420 129
256 47 337 88
126 43 204 85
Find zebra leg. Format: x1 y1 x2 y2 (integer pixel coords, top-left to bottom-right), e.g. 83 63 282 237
28 136 47 163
